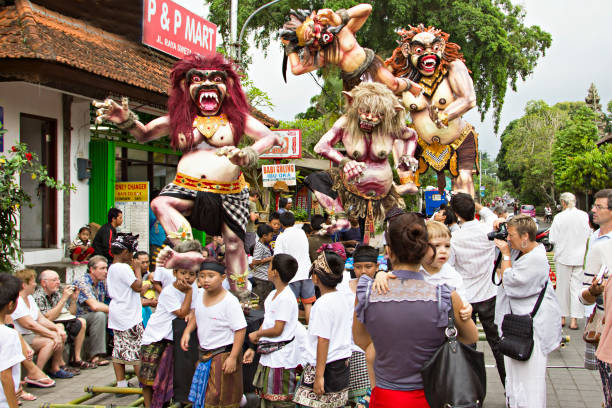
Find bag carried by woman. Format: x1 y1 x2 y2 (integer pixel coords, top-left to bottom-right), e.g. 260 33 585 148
421 305 487 408
497 281 548 361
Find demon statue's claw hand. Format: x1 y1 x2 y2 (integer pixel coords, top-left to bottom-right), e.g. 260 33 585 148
216 146 258 167
398 155 419 172
343 160 367 181
316 9 336 25
428 105 448 129
92 97 130 125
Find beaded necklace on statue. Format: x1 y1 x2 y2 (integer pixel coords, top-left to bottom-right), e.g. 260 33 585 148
192 114 229 139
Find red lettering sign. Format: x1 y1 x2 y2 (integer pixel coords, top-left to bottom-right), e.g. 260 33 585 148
142 0 217 59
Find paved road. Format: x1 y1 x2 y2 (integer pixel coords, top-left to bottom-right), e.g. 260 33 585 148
22 322 603 408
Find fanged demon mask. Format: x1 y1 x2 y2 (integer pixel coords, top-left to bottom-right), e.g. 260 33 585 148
186 69 227 116
403 31 446 76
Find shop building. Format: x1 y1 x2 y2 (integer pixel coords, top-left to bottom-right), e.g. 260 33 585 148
0 0 277 266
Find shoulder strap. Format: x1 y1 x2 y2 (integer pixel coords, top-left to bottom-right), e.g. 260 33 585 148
530 280 548 317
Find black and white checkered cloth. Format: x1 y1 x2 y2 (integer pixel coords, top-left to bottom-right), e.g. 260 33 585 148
221 187 250 234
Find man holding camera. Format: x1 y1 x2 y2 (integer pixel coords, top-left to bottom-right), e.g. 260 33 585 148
34 270 92 369
449 192 506 386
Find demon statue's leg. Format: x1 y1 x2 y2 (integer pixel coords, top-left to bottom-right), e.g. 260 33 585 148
436 171 447 193
151 196 195 243
221 222 249 299
313 191 351 231
452 169 476 197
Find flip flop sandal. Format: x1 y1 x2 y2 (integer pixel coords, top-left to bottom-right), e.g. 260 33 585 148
49 369 74 379
62 366 81 375
70 360 97 369
24 377 56 388
91 357 110 366
18 391 37 401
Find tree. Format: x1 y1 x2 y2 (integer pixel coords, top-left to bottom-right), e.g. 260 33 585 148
0 144 74 272
496 100 566 204
210 0 551 129
553 104 605 194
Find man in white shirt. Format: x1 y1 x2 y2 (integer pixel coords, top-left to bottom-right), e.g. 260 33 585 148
274 211 314 323
579 189 612 370
449 192 506 386
549 192 591 330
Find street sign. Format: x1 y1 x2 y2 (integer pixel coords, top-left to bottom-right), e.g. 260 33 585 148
262 164 296 187
142 0 217 59
260 129 302 159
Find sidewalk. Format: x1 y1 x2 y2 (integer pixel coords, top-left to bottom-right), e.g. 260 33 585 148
22 323 603 408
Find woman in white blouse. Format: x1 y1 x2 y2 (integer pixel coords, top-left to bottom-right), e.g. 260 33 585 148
493 214 561 408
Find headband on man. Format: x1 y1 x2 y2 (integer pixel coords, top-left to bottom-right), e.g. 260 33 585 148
200 262 226 275
353 254 378 264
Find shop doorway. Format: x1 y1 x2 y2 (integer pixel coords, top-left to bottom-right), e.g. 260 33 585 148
19 114 57 248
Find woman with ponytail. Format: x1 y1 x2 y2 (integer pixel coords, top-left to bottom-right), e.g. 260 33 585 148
353 213 478 407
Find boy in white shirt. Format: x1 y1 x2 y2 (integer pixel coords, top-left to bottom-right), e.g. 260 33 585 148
181 259 247 408
274 212 315 323
293 251 353 408
246 254 301 405
0 274 26 408
139 265 196 407
107 233 144 388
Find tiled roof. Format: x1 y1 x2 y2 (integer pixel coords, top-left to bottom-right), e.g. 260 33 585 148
0 2 173 94
0 1 279 127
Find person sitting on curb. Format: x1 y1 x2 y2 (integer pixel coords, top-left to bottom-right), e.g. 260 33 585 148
34 270 95 369
10 270 74 379
73 255 111 367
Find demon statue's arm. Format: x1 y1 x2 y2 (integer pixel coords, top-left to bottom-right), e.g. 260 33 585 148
443 60 477 123
93 97 169 142
216 115 282 166
314 116 365 181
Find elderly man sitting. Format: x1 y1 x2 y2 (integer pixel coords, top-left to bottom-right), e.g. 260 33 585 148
10 269 74 379
33 270 95 369
72 255 111 366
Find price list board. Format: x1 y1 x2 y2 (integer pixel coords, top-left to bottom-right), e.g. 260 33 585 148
115 182 149 251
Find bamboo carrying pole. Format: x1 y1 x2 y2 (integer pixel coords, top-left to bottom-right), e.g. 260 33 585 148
84 386 143 395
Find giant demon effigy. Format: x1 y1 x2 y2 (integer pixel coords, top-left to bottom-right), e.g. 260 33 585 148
94 53 280 298
386 24 479 196
304 82 418 244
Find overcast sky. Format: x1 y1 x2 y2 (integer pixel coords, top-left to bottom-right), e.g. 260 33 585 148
180 0 612 157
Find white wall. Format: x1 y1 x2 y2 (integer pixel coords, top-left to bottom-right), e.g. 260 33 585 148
0 82 91 265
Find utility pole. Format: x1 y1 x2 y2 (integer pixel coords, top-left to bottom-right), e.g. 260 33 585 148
230 0 238 59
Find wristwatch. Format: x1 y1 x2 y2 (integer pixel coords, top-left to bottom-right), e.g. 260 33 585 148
503 255 511 261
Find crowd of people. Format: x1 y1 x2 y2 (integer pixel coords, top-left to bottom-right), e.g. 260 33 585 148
1 188 611 408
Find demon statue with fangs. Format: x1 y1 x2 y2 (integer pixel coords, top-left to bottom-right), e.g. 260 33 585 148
304 82 418 244
386 24 479 196
280 4 421 96
93 53 280 298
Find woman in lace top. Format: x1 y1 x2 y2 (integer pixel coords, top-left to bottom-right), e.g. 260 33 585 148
353 212 478 407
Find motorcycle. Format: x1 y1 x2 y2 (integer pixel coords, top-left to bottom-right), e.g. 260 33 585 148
536 227 554 252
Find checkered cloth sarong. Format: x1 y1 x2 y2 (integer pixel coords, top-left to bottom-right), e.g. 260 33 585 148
349 350 370 400
159 182 250 241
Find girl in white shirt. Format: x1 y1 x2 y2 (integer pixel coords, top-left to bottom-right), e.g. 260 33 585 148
293 251 353 408
139 266 196 408
180 259 246 408
107 233 144 388
246 254 302 406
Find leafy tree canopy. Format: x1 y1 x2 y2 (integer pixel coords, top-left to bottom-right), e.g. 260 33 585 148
210 0 551 129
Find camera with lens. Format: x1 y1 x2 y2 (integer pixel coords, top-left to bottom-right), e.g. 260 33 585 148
487 222 508 241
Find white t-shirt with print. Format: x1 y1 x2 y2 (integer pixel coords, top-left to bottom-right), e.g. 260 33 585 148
259 287 300 368
11 295 40 335
141 285 186 345
0 325 25 408
107 263 142 331
303 290 353 365
192 289 247 350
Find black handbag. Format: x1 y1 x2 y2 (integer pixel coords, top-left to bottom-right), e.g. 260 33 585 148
497 281 548 361
421 305 486 408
